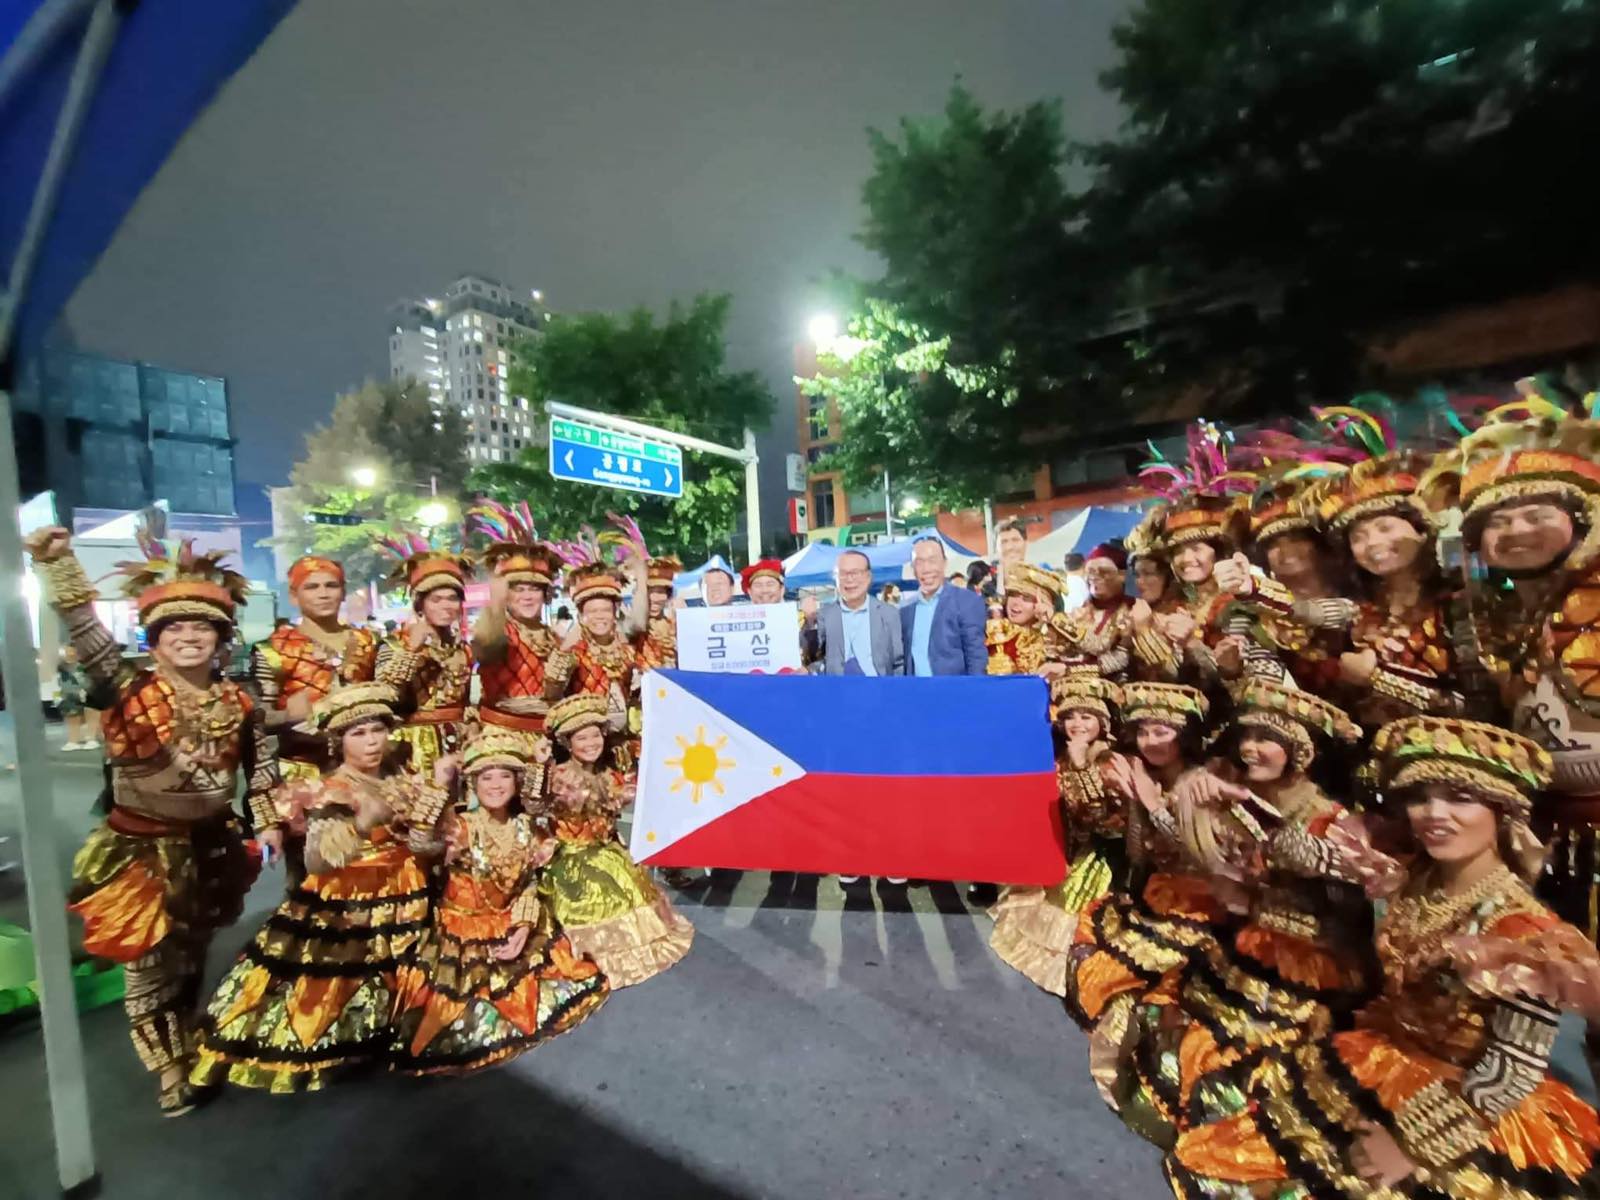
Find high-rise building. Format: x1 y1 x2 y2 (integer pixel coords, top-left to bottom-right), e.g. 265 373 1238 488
387 273 547 465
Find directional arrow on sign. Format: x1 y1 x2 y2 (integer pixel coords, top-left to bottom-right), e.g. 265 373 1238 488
564 449 575 470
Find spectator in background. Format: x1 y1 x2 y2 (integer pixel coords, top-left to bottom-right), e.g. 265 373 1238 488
880 583 902 607
903 537 987 676
1062 552 1089 610
701 565 736 608
994 517 1029 569
948 571 968 589
57 646 99 751
966 559 994 596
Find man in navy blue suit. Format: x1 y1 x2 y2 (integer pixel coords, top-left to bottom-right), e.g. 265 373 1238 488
901 536 987 676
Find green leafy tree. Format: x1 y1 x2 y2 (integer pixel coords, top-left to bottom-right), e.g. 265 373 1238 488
469 293 772 560
274 379 470 587
1086 0 1600 400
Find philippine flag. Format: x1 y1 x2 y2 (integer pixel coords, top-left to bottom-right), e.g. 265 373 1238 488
631 670 1065 884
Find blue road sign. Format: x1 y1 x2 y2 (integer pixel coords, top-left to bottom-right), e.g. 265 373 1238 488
548 417 685 498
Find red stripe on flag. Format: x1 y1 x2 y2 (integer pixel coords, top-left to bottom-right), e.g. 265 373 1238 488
639 772 1065 885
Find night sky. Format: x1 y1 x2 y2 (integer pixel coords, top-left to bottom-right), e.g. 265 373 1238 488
65 0 1130 524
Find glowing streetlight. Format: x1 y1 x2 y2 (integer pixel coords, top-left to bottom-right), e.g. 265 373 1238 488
807 313 839 348
417 501 449 528
350 466 378 488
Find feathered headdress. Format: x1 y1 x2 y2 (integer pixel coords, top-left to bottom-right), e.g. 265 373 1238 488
1138 422 1251 550
1417 379 1600 568
467 498 555 586
376 531 473 597
1287 395 1440 532
114 527 249 628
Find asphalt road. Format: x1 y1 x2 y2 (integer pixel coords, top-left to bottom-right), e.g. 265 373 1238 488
0 721 1164 1200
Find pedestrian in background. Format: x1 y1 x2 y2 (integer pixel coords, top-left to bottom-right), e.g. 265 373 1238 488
1061 552 1089 610
56 646 99 751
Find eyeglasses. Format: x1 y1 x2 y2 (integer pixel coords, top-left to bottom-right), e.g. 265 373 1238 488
836 568 870 579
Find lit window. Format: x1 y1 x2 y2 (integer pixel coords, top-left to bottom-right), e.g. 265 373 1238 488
473 330 483 343
472 314 482 327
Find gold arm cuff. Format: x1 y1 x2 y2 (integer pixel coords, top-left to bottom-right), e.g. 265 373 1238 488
1393 1080 1490 1167
1249 571 1296 614
1371 666 1441 713
406 781 451 829
248 792 281 832
377 647 424 686
36 553 98 609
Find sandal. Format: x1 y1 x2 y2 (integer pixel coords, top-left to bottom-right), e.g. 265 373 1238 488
158 1078 198 1118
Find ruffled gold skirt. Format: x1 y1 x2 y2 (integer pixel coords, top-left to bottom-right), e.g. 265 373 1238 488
539 839 694 988
70 812 256 962
1171 1028 1600 1199
989 841 1121 997
392 895 609 1075
191 840 430 1092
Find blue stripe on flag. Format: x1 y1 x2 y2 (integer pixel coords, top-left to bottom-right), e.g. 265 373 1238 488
657 671 1053 777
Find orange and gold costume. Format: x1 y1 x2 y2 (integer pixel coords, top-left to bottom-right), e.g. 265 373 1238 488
537 697 694 987
393 807 608 1074
990 675 1127 996
987 562 1063 676
376 635 473 773
251 621 378 775
192 737 451 1092
477 616 557 734
27 536 277 1103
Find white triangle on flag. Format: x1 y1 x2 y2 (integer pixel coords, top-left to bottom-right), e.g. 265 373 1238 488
630 671 807 859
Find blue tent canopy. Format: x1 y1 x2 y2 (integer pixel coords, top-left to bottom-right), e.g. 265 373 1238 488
2 0 300 362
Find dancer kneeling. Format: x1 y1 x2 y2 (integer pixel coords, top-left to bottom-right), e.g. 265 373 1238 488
538 695 694 986
989 672 1125 996
1171 717 1600 1198
192 683 452 1091
393 727 609 1073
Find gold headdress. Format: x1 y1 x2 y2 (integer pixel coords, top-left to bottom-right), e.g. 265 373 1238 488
1120 681 1208 728
1051 670 1123 726
647 555 684 591
1232 678 1360 772
1003 562 1064 609
1137 422 1253 551
546 693 610 739
1373 715 1552 819
1418 385 1600 569
378 532 473 599
462 725 541 776
1286 399 1440 532
115 526 250 629
467 499 557 587
308 681 400 734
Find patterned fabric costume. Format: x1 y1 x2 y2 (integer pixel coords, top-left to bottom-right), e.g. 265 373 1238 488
28 530 276 1114
987 562 1063 676
633 556 683 673
1423 400 1600 944
1166 682 1381 1139
1170 717 1600 1200
545 562 640 770
469 500 560 735
192 683 449 1092
990 673 1126 996
1052 544 1136 679
374 538 474 774
252 617 378 776
536 696 694 986
392 727 608 1074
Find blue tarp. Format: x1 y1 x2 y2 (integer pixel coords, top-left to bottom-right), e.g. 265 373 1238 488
2 0 300 360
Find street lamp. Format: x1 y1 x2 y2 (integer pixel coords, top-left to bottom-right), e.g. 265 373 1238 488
417 500 450 529
807 313 839 349
350 465 378 489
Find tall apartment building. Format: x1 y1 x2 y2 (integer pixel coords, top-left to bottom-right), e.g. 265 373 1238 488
387 273 547 465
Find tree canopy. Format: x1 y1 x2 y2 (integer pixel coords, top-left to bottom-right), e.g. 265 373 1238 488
275 379 470 587
469 293 773 560
816 2 1600 502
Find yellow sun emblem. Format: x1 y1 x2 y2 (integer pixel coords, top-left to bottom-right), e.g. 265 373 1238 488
665 725 736 804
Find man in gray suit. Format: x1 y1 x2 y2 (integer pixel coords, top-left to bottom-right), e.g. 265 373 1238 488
800 549 904 676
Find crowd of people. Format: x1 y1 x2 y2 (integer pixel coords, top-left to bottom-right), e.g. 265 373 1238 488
970 391 1600 1197
18 382 1600 1198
